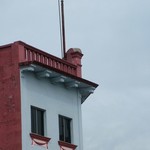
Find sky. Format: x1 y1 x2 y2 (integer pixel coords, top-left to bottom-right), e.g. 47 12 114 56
1 0 150 150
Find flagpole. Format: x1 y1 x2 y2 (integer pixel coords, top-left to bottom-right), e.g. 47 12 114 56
58 0 66 59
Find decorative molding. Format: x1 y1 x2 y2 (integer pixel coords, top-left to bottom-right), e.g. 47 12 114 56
79 87 96 94
65 81 80 88
58 141 77 150
50 76 66 84
30 133 51 149
36 70 52 78
20 64 98 103
21 66 35 72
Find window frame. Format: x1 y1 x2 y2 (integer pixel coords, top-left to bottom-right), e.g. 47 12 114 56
31 106 45 136
59 115 72 143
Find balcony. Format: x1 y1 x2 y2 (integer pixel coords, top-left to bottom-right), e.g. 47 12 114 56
17 41 77 76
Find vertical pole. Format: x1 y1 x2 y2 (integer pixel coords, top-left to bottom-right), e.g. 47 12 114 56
61 0 66 59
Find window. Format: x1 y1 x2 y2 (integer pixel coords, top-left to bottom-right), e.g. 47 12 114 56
31 106 45 136
59 115 72 143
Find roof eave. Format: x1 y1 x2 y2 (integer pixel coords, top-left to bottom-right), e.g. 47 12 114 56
19 61 98 103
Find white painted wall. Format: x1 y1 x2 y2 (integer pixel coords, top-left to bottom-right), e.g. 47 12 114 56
20 71 83 150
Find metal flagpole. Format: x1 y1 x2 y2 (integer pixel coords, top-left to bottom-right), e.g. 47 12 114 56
58 0 66 59
58 0 63 58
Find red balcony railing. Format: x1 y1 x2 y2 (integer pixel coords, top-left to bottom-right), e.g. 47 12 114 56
18 43 77 76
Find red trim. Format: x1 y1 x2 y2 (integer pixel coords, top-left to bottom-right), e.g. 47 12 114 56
30 133 51 143
58 141 77 150
30 133 51 149
15 41 77 67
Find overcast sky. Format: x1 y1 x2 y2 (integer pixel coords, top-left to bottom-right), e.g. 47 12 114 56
1 0 150 150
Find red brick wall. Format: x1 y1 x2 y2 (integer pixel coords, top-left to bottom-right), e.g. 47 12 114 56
0 44 22 150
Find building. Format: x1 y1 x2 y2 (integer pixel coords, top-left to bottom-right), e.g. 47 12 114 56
0 41 98 150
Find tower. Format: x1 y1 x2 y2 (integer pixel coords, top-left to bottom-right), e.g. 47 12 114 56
0 41 98 150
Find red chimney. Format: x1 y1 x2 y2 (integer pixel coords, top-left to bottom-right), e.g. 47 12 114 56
66 48 83 78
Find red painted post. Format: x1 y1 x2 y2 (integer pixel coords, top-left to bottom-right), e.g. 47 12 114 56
66 48 83 77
